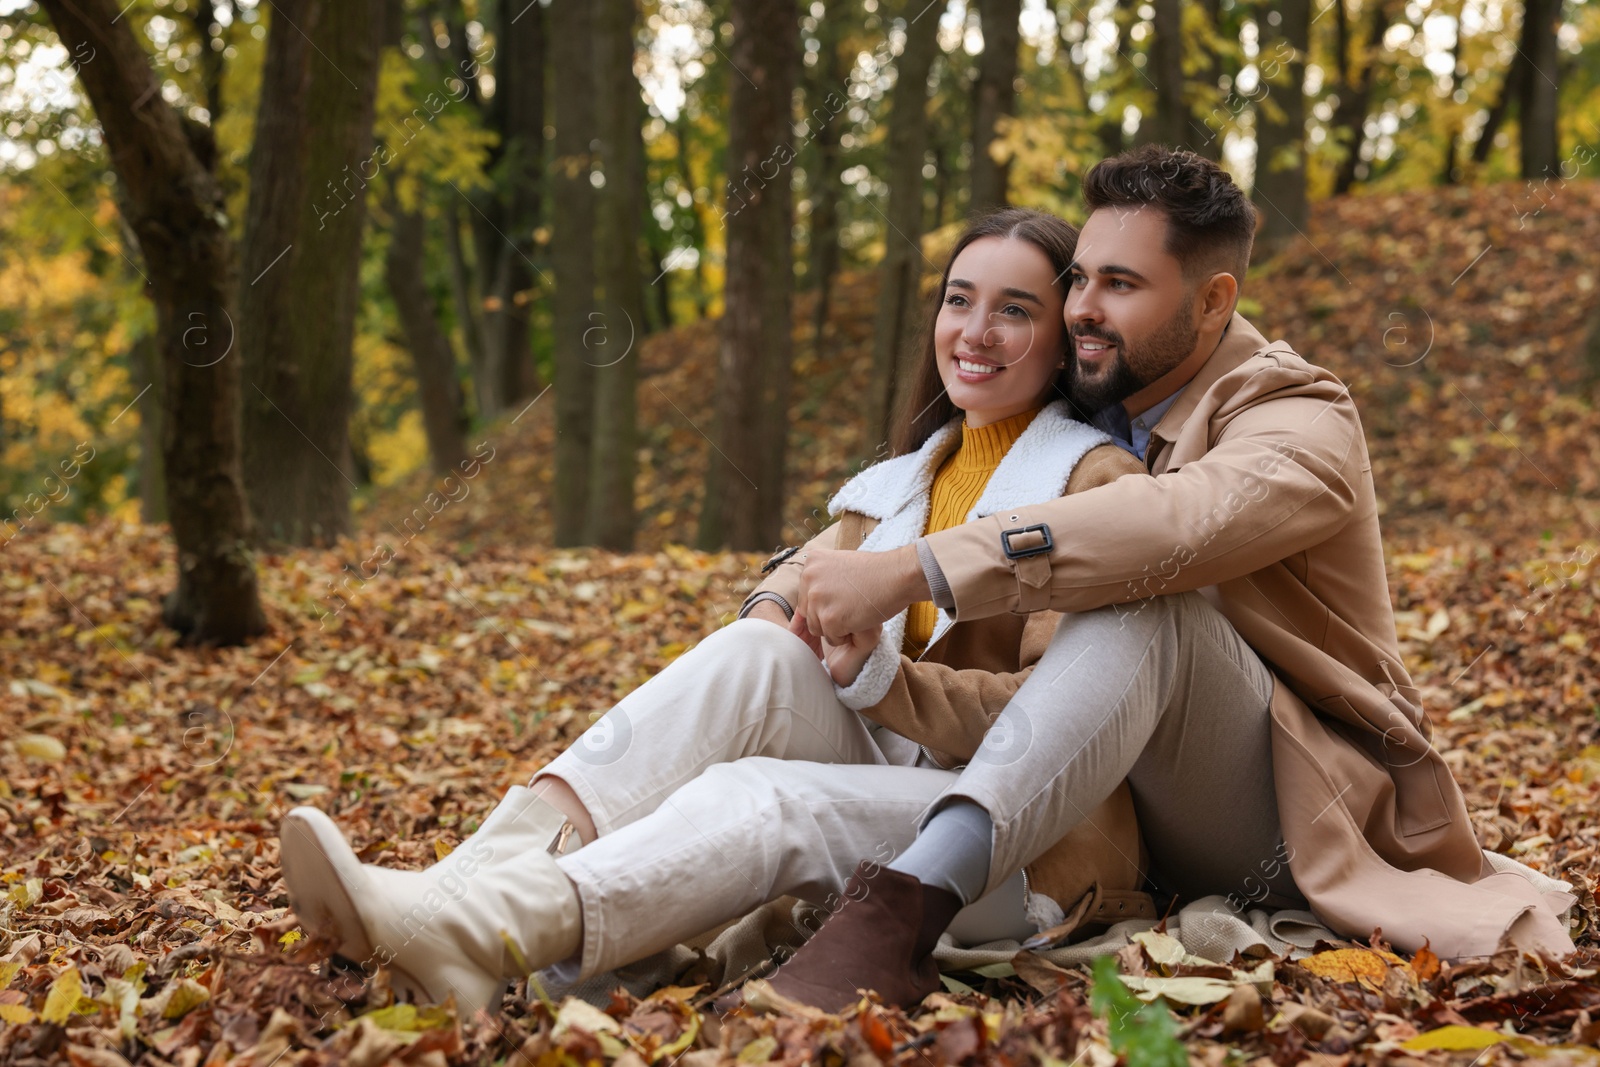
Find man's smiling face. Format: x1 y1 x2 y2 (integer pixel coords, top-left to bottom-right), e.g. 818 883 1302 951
1063 206 1203 417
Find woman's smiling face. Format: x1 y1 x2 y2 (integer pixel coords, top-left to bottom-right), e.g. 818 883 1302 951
934 236 1068 428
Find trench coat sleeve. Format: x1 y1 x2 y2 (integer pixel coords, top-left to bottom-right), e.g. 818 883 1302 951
736 521 843 621
922 367 1365 620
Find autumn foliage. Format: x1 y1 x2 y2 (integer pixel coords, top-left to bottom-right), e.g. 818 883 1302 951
3 182 1600 1064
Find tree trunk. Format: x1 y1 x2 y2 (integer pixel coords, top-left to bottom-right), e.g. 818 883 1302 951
806 0 847 353
1332 0 1390 195
675 107 712 319
41 0 266 645
931 137 950 228
1252 0 1309 246
473 0 545 417
129 332 168 523
1518 0 1561 179
970 0 1021 214
1193 0 1225 160
1583 299 1600 389
550 0 600 545
589 0 647 550
865 0 941 442
644 225 675 333
1140 0 1187 147
1093 1 1131 156
187 0 225 123
1438 0 1464 184
698 0 798 551
442 197 489 414
1470 34 1529 164
383 199 471 474
240 0 387 546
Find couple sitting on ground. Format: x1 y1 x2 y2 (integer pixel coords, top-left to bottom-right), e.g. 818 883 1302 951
278 145 1576 1018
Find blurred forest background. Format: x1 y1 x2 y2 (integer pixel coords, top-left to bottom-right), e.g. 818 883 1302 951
4 0 1599 645
5 2 1600 1060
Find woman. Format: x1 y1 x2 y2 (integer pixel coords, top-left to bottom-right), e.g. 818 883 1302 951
279 209 1152 1018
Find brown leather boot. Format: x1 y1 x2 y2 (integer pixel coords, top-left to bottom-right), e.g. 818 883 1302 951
750 860 964 1013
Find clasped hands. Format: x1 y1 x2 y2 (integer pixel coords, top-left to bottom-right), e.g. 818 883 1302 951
754 544 930 687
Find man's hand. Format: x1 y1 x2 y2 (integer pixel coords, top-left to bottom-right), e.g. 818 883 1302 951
821 624 882 687
796 544 929 642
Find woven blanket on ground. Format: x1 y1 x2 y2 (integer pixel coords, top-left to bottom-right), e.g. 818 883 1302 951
537 853 1573 1009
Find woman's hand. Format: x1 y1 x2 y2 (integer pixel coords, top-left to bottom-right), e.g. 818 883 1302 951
789 611 824 658
820 623 883 687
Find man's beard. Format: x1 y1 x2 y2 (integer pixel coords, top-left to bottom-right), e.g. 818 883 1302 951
1066 297 1199 418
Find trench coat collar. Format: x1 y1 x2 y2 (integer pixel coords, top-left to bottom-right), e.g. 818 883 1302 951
1148 312 1284 463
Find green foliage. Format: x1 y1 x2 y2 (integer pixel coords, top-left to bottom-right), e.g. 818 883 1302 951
1089 956 1188 1067
373 49 497 212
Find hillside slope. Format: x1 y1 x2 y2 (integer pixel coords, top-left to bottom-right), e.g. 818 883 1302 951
361 179 1600 553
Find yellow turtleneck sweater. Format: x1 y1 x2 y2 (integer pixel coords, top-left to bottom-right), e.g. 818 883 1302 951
902 405 1043 658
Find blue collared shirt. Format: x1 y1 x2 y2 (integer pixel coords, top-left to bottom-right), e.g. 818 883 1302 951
1091 388 1185 464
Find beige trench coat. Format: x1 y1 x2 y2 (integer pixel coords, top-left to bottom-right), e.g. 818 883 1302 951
849 313 1573 958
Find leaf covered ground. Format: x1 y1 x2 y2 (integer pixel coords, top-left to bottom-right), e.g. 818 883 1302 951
4 180 1600 1065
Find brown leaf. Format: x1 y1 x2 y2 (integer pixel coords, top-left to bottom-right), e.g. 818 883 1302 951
1011 951 1074 996
1409 940 1441 983
1222 984 1264 1035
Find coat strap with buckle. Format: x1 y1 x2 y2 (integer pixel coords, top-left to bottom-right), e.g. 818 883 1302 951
1000 521 1054 614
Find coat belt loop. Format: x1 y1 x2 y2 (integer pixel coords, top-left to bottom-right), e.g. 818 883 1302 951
1013 554 1052 613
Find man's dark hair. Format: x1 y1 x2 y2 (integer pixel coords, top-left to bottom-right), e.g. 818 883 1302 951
1082 144 1257 288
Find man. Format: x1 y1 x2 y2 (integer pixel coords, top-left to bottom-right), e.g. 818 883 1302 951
741 145 1573 1010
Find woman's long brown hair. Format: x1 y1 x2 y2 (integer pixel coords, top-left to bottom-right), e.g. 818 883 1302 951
887 208 1080 457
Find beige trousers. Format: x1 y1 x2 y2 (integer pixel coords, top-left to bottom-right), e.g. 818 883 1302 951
538 591 1301 980
539 620 1033 977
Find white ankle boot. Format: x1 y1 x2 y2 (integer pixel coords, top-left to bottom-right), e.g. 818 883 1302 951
280 785 584 1016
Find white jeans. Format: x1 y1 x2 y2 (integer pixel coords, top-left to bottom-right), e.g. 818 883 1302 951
539 592 1297 979
539 620 1031 977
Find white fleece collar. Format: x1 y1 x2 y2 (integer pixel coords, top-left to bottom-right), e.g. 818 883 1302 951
825 399 1110 710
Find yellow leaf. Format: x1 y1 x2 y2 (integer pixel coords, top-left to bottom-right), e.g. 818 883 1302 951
8 879 41 909
278 930 303 947
434 839 453 861
1118 974 1236 1005
552 998 621 1039
121 961 148 990
16 734 65 762
736 1036 779 1064
0 961 20 988
42 966 83 1025
642 985 704 1004
0 1003 35 1025
1400 1026 1507 1051
159 978 210 1019
1131 930 1188 968
357 1002 454 1034
1299 947 1403 989
100 976 143 1040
